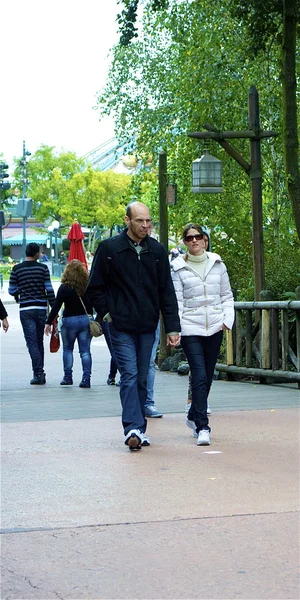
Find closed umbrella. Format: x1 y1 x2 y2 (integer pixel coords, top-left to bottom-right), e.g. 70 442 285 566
67 220 88 270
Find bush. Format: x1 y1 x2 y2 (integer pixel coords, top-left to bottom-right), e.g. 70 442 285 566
0 264 15 276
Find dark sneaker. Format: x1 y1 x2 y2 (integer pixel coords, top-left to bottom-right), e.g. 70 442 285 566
79 378 91 388
60 377 73 386
30 373 46 385
124 429 142 450
144 405 163 418
107 377 116 385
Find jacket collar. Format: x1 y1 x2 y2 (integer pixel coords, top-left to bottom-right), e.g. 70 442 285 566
171 251 222 273
115 229 149 252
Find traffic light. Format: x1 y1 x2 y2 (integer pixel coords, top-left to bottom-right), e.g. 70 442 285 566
0 162 11 191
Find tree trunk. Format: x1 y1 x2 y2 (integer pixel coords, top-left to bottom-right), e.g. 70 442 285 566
282 0 300 239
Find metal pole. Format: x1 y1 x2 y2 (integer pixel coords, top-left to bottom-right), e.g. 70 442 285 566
21 141 27 262
248 86 265 299
54 230 59 265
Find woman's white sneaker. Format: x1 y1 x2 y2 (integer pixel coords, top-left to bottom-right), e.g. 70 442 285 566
197 429 211 445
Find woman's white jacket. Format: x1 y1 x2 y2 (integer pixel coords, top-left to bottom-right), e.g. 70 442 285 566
171 253 234 337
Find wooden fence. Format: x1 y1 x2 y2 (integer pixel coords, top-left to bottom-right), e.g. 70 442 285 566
216 287 300 386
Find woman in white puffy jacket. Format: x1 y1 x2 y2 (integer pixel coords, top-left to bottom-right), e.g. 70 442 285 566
171 223 234 446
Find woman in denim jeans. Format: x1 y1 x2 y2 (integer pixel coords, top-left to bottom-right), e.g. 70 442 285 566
45 259 93 388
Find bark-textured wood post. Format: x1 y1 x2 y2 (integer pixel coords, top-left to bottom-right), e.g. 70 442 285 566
249 86 265 300
158 151 168 367
296 287 300 388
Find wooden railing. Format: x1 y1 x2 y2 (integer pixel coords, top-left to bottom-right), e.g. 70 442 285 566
216 287 300 385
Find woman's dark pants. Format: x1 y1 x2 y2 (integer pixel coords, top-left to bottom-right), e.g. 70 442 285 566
181 331 223 432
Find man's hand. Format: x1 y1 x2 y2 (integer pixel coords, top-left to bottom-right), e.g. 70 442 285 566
1 318 9 333
167 334 180 347
44 324 52 336
221 323 229 330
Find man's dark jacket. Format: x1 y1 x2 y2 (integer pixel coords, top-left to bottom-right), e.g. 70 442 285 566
87 230 180 334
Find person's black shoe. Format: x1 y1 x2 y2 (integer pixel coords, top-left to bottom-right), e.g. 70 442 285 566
60 376 73 386
30 373 46 385
79 378 91 388
107 377 116 385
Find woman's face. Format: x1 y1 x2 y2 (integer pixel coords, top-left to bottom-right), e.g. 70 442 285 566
184 228 204 256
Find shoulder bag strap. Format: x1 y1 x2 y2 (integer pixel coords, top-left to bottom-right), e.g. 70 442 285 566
78 295 89 317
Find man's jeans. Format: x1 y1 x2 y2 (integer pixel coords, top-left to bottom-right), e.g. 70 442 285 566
109 323 155 435
146 321 160 407
181 331 223 432
102 320 118 379
61 315 92 379
20 309 47 376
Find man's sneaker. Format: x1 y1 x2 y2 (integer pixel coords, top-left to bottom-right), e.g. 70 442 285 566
197 429 211 446
140 432 150 446
186 418 197 438
144 405 163 418
207 405 212 415
107 377 116 385
124 429 142 450
30 373 46 385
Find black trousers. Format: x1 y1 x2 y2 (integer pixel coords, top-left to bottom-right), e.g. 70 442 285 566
181 331 223 432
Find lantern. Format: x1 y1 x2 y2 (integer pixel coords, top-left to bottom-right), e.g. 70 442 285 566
192 150 223 193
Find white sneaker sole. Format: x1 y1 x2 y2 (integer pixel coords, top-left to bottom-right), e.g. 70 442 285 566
125 430 142 448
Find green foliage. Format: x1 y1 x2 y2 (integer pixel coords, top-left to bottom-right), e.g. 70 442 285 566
12 145 132 230
0 264 15 276
97 0 299 299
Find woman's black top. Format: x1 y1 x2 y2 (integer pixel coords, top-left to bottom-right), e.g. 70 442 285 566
46 284 93 325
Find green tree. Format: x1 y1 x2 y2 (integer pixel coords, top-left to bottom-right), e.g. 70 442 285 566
13 145 131 232
227 0 300 238
97 0 299 296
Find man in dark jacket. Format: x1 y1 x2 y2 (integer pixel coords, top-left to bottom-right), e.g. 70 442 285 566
87 201 180 450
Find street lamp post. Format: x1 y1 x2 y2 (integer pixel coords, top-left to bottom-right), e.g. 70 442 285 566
189 85 278 300
51 220 60 277
19 141 31 261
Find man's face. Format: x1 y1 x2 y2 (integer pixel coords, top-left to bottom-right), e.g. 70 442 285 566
125 204 151 242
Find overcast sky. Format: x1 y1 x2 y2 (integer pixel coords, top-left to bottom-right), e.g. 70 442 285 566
1 0 120 166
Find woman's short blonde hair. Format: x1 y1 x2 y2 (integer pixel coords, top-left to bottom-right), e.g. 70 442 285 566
61 259 88 297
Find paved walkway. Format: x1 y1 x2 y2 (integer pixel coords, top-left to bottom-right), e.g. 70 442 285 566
1 301 299 599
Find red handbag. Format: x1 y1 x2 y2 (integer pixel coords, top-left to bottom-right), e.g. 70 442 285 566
50 317 60 353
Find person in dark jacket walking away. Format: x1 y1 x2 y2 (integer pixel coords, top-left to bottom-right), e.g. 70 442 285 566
0 299 9 332
87 201 180 450
8 242 55 385
45 259 93 388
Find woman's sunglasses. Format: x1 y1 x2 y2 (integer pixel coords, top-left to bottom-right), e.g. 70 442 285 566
184 234 203 242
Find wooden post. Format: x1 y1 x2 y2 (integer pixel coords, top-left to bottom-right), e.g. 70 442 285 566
295 287 300 388
226 330 234 365
248 87 265 300
158 151 168 367
260 290 272 369
245 310 253 367
235 311 243 366
281 310 289 371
